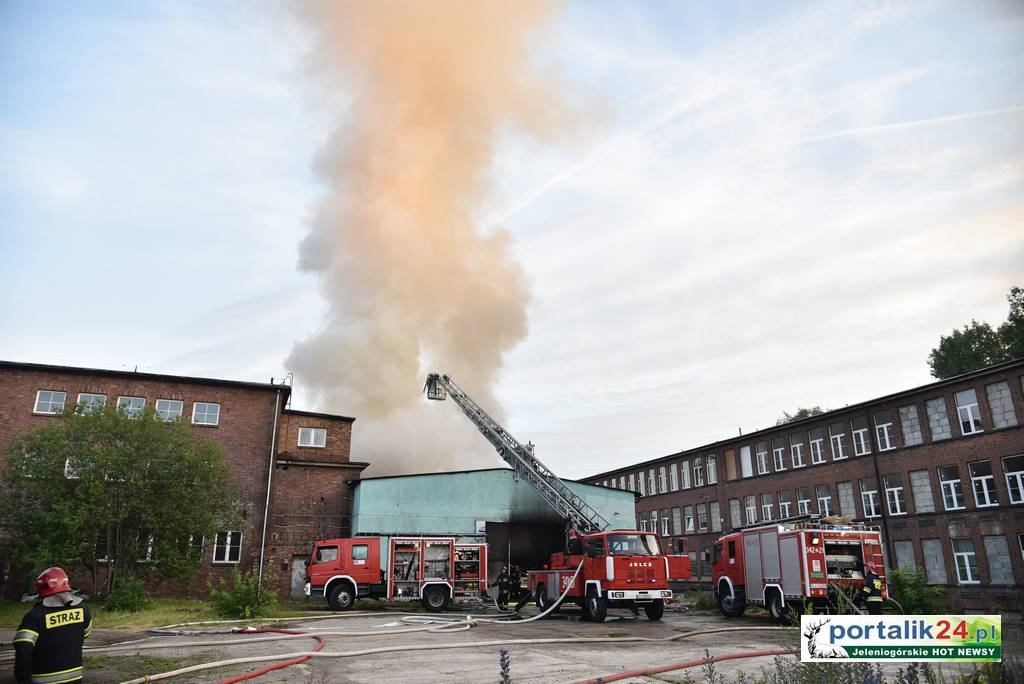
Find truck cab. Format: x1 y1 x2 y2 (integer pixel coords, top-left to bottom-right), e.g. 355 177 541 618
305 537 385 610
529 530 675 622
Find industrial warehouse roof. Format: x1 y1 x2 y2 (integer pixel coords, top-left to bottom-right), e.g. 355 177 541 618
0 359 356 421
587 357 1024 480
351 468 637 536
358 466 596 485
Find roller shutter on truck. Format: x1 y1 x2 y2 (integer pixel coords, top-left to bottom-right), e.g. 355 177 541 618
743 532 763 601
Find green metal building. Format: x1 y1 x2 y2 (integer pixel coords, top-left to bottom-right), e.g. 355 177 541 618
351 468 637 572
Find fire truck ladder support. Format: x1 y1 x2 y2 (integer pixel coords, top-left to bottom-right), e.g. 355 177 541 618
424 373 610 535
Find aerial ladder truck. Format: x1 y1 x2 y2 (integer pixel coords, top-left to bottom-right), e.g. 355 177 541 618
425 373 682 621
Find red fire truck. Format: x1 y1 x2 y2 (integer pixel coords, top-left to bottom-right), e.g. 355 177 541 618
528 530 679 622
425 374 689 621
711 516 886 622
305 536 487 612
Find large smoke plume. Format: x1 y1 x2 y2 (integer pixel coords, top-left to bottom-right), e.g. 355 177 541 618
287 0 568 474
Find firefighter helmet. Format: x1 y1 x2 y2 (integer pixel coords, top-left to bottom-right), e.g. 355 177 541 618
35 567 71 598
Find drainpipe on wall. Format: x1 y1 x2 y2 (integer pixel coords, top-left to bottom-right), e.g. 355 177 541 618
257 389 282 594
868 417 894 569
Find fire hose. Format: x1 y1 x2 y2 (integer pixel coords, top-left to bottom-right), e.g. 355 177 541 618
572 648 797 684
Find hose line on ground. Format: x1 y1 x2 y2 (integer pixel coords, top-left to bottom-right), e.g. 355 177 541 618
117 624 792 684
572 648 797 684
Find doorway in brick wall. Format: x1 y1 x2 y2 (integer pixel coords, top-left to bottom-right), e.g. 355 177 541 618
290 556 308 600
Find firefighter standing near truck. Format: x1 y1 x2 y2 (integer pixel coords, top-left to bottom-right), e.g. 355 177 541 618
861 563 884 615
492 565 511 609
13 567 92 684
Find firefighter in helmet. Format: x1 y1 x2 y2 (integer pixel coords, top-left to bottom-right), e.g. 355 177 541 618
14 567 92 684
861 562 884 615
492 564 511 610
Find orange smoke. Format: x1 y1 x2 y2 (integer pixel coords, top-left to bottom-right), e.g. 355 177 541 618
287 0 569 473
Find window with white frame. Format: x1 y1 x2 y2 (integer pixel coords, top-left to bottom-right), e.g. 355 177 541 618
34 390 66 414
661 513 670 537
836 482 856 517
659 466 668 492
739 445 753 478
925 398 952 440
816 484 832 516
697 504 708 530
884 473 906 515
650 510 658 533
299 427 327 448
648 468 657 495
955 389 983 435
628 473 635 492
1005 455 1024 504
680 461 691 489
874 410 895 451
156 399 183 421
213 531 242 563
693 457 704 487
1019 534 1024 562
639 519 647 532
986 381 1018 429
778 491 792 519
952 538 979 584
618 475 625 489
755 442 769 475
188 534 205 559
968 460 998 507
671 507 681 535
938 465 965 510
117 396 145 417
851 416 871 456
638 472 646 496
761 493 774 521
670 463 679 491
77 393 106 413
899 404 924 446
790 435 805 468
729 499 742 529
829 423 847 459
796 487 812 515
744 496 757 525
684 505 695 533
706 455 717 484
710 501 722 532
809 428 825 464
860 478 880 518
909 470 935 513
192 402 220 426
772 443 786 471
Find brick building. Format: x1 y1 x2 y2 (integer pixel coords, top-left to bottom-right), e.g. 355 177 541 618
583 360 1024 612
0 360 367 598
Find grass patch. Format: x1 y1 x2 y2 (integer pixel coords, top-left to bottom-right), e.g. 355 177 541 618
0 597 323 629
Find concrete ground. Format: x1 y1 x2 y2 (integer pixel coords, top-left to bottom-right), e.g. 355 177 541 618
1 603 1017 683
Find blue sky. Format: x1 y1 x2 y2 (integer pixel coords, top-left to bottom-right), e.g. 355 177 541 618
2 0 1022 477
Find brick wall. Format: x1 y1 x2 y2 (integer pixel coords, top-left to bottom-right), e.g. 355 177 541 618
586 361 1024 612
0 362 363 598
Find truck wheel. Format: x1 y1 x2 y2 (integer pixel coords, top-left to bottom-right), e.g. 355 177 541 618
423 585 450 613
328 582 355 611
716 584 746 618
644 599 665 621
768 590 790 624
536 585 560 615
585 588 607 623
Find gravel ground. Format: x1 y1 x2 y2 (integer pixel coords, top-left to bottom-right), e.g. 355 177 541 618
1 603 1017 683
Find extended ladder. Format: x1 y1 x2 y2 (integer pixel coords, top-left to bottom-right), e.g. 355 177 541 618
424 373 609 535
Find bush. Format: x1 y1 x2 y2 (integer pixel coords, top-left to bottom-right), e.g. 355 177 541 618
692 590 716 610
208 568 277 619
886 568 949 614
104 575 149 613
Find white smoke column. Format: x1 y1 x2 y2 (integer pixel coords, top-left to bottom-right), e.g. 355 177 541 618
288 0 569 474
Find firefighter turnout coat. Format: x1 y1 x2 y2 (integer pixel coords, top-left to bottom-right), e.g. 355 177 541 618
13 595 92 684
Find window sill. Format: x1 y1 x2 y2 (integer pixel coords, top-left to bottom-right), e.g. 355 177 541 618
193 422 220 428
975 503 999 508
299 444 327 449
956 581 981 586
31 411 62 416
943 507 967 512
212 560 241 565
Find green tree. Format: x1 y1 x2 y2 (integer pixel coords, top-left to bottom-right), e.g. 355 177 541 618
998 286 1024 360
1 403 238 594
927 320 1009 379
776 406 824 425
